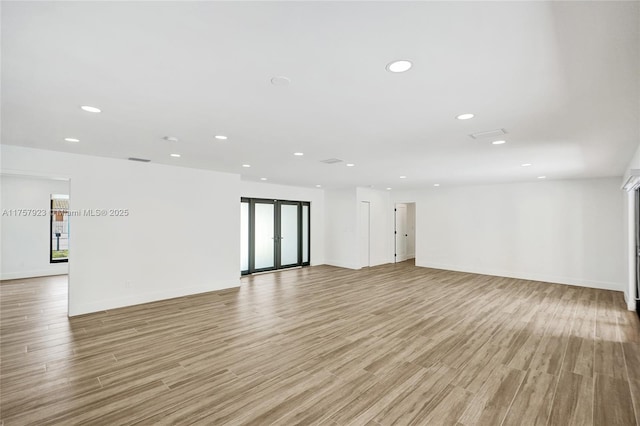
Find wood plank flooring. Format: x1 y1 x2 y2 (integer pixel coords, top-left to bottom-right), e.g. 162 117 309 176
2 262 640 425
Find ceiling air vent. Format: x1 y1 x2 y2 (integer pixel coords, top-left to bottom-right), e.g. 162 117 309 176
128 157 151 163
469 129 507 140
320 158 343 164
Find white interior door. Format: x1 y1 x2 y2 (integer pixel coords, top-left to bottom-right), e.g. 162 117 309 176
395 204 407 262
359 201 370 268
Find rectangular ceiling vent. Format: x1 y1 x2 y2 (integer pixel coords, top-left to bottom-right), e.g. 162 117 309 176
128 157 151 163
320 158 343 164
469 129 507 139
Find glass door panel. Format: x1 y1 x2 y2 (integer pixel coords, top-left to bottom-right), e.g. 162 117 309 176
240 201 249 273
280 203 299 266
302 205 309 264
254 202 275 270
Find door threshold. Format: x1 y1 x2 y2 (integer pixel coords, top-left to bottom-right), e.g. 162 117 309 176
249 266 303 276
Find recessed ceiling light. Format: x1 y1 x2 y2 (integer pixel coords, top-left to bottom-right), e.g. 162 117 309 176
271 76 291 86
260 177 268 181
346 163 355 167
64 138 79 143
315 184 322 188
537 176 547 179
492 140 506 145
521 163 532 167
294 152 304 156
386 60 412 73
215 135 228 140
386 187 392 190
456 113 474 120
399 176 407 179
434 183 440 187
170 153 181 158
242 164 251 168
80 105 101 113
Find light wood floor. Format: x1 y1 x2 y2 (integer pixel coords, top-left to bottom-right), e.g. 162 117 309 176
1 262 640 425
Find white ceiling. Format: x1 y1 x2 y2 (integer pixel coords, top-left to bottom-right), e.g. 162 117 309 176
2 1 639 189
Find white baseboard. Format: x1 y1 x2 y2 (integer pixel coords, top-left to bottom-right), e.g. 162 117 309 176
69 280 241 317
416 261 625 292
625 291 637 311
324 259 360 270
1 267 69 281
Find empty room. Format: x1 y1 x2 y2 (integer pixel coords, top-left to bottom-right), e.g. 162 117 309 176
1 1 640 425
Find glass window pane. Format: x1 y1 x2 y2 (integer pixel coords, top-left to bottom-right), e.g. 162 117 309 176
240 202 249 271
254 203 275 269
302 205 309 263
51 195 69 262
280 204 299 265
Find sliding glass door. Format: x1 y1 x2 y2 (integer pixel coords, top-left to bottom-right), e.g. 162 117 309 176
241 198 310 275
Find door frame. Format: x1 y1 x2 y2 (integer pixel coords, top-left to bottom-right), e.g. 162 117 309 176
636 188 639 317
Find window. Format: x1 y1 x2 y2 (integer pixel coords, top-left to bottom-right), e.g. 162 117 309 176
50 194 69 263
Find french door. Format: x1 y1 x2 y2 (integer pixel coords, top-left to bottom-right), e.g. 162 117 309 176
241 198 310 275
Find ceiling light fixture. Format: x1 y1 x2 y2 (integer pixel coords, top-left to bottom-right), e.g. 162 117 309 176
64 138 79 143
215 135 228 140
260 177 268 181
315 184 322 188
386 60 412 73
170 154 181 158
399 176 407 179
80 105 101 113
386 187 392 190
456 113 474 120
294 152 304 156
537 176 547 179
242 164 251 168
521 163 532 167
434 184 440 187
492 140 506 145
346 163 355 167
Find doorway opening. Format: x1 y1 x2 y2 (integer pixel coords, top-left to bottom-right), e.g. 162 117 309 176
241 198 310 275
0 173 70 316
395 203 416 263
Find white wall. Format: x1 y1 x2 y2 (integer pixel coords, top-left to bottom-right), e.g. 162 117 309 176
1 145 240 316
1 175 70 279
324 188 358 269
239 180 325 266
323 187 392 269
623 142 640 310
406 203 416 259
357 187 392 267
393 178 626 291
